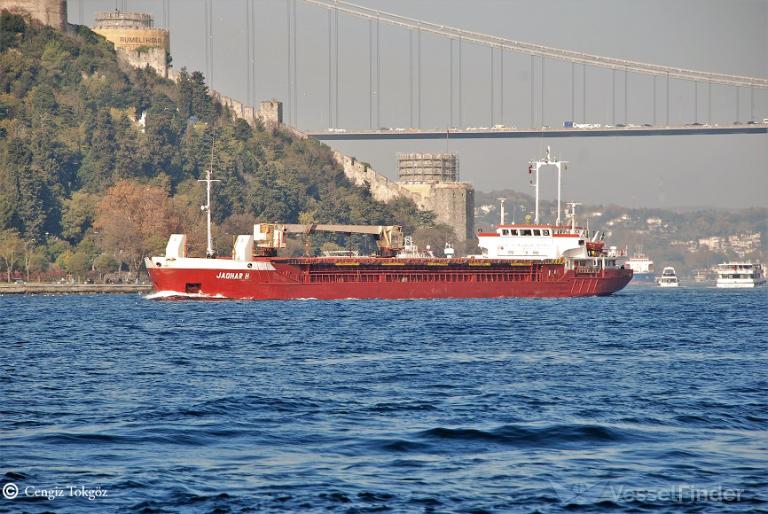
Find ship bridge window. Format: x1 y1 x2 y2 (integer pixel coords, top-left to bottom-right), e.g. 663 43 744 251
533 229 541 236
542 229 550 236
521 229 532 236
508 229 518 236
502 229 509 236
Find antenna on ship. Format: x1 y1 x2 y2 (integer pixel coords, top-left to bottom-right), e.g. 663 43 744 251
528 146 568 226
565 202 581 232
199 139 221 258
497 198 506 225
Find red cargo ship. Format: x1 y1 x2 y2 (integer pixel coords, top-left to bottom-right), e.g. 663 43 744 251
146 148 632 299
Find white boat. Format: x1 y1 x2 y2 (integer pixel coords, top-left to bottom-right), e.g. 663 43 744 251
715 262 766 288
657 266 679 287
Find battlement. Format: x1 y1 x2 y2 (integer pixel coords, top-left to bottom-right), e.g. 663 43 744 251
94 10 153 29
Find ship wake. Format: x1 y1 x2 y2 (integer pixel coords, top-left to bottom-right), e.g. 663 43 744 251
144 290 228 300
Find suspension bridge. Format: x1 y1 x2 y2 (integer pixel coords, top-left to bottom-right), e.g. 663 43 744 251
74 0 767 140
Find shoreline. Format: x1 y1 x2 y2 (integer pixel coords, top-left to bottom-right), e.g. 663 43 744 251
0 283 153 295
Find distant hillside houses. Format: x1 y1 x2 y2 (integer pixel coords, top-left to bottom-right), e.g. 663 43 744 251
698 232 761 256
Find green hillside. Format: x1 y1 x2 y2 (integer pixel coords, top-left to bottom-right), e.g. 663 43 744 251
0 11 433 280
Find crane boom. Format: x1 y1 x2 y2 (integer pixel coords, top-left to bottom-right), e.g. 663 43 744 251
254 223 404 257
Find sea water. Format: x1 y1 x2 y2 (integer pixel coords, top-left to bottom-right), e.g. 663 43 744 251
1 287 766 512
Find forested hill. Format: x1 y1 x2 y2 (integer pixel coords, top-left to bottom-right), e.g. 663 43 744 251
0 11 435 278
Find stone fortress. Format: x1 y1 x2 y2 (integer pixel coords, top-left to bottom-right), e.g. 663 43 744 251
397 153 474 242
92 10 170 78
1 0 476 250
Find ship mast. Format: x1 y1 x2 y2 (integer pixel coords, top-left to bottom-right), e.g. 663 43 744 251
199 140 221 258
528 146 568 225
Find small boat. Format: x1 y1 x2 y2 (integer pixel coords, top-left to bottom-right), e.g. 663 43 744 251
715 262 766 288
657 266 679 287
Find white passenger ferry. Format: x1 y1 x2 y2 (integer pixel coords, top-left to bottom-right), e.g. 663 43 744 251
715 262 765 288
657 266 679 287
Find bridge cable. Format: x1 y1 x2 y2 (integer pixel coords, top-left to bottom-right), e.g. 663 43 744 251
417 26 422 128
301 0 768 89
529 55 534 128
409 30 413 128
570 62 575 123
368 19 373 129
500 46 504 124
582 63 587 123
376 14 380 127
666 72 670 126
246 0 251 106
652 75 656 126
335 6 339 128
327 9 332 127
624 68 628 124
286 0 292 125
541 56 545 127
449 38 453 127
490 46 494 126
694 81 698 124
458 36 462 127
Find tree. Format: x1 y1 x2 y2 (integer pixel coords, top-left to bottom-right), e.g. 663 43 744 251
93 253 120 280
78 109 116 190
0 229 23 282
0 11 26 52
61 191 97 242
145 93 183 184
189 71 212 120
63 251 91 280
94 180 182 275
27 252 49 280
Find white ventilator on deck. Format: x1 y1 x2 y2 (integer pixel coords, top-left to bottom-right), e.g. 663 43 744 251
165 234 188 260
233 235 254 262
529 146 568 225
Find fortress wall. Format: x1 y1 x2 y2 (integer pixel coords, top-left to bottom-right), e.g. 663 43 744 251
116 46 168 78
0 0 67 29
333 152 426 208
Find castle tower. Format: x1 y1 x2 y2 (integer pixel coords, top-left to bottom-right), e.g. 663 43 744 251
0 0 68 29
397 153 475 242
92 10 170 78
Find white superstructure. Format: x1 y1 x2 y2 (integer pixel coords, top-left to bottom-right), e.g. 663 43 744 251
715 262 765 288
626 254 655 274
474 147 621 273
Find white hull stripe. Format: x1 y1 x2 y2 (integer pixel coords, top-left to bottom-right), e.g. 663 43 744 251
146 257 276 271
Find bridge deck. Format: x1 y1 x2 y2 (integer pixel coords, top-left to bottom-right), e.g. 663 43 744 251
308 125 768 140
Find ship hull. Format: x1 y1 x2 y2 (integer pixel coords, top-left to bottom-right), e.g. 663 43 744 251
145 258 633 300
629 272 656 284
